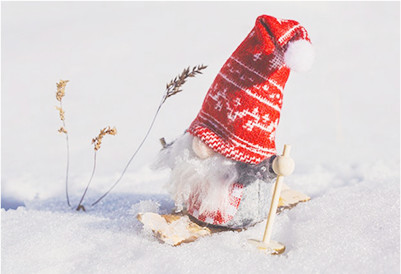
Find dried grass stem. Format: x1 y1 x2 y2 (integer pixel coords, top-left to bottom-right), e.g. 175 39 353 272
92 126 117 151
91 64 207 207
76 152 97 211
56 80 71 207
76 126 117 210
163 65 207 103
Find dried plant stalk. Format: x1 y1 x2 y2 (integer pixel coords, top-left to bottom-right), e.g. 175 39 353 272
76 126 117 211
56 80 69 101
163 65 207 103
55 106 65 121
56 80 71 207
91 64 207 207
92 126 117 151
58 127 68 134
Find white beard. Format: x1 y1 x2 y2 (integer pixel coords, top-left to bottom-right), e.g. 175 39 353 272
154 132 239 215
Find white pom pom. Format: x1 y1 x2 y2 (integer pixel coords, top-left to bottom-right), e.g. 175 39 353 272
284 40 314 72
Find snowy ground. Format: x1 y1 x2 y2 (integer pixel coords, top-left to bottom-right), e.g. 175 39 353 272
2 2 400 274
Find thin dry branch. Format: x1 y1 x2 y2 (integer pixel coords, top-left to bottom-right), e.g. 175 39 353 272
56 80 69 101
55 80 71 207
58 127 68 134
163 64 207 103
91 126 117 151
90 64 207 207
76 126 117 211
56 106 66 122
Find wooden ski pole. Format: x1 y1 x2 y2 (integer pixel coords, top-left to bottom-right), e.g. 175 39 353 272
248 144 294 255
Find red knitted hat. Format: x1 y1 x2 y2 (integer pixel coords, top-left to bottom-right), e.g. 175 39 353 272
188 15 313 164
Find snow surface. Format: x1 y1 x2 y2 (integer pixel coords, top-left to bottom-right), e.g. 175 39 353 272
2 2 400 273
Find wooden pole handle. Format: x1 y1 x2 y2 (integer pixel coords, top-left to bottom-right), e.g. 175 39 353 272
262 144 291 244
282 144 291 157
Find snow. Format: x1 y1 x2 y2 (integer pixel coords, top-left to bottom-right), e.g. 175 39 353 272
2 2 400 273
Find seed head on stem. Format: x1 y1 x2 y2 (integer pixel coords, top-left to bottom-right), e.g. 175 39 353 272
55 80 71 206
76 126 117 211
90 64 207 207
56 80 69 101
92 126 117 151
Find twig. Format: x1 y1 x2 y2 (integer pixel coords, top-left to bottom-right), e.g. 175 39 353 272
76 126 117 211
163 65 207 103
56 80 71 207
76 152 97 211
91 64 207 207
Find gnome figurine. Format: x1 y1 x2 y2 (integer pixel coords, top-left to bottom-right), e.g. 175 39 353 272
156 15 314 230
